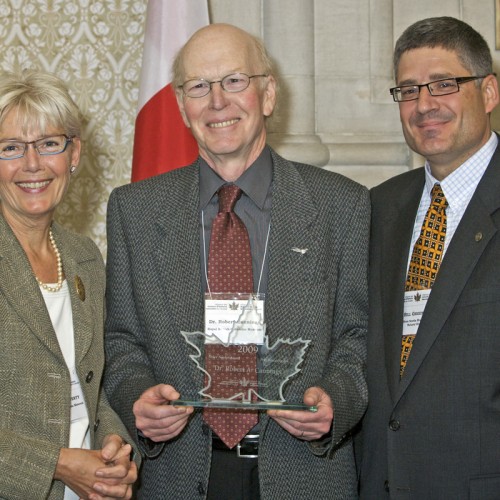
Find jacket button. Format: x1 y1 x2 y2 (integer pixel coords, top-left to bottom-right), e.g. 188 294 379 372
389 419 400 431
384 480 390 492
197 482 205 495
86 371 94 383
94 419 100 432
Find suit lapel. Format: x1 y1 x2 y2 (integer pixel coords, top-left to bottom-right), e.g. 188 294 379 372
0 218 102 366
52 223 97 366
0 216 61 358
379 172 424 402
265 152 319 345
396 147 500 399
152 164 205 387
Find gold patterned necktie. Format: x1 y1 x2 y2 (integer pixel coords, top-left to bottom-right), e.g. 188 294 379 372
400 184 448 377
204 184 258 448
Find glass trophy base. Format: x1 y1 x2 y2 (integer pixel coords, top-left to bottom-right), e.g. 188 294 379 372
172 399 318 412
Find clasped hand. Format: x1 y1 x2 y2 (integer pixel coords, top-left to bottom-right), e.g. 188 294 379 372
54 433 137 500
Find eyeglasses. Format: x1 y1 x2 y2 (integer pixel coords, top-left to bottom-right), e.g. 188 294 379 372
390 75 492 102
0 134 74 160
179 73 268 98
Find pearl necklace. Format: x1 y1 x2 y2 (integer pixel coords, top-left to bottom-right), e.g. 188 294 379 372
36 228 63 292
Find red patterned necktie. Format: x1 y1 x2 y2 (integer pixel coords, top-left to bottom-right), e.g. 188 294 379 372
204 184 258 448
400 183 448 377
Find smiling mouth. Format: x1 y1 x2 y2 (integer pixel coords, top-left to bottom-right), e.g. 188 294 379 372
418 121 445 128
17 180 51 189
208 119 239 128
414 114 450 128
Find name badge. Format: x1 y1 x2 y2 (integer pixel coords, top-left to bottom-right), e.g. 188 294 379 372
205 293 265 345
402 289 431 337
70 367 87 423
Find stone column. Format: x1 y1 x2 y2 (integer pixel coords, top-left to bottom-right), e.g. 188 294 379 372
263 0 330 166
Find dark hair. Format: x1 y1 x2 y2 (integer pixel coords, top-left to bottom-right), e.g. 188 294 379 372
393 16 492 79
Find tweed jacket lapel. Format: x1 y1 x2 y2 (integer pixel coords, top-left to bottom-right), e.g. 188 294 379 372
265 151 320 346
51 222 99 366
0 215 59 356
396 143 500 401
151 163 205 387
0 216 101 366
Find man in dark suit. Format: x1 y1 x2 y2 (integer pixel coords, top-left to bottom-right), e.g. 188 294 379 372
104 23 370 499
360 17 500 499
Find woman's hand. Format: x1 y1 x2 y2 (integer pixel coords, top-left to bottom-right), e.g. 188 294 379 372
54 434 137 499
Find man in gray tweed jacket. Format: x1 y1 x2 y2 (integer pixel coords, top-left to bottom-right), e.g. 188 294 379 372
104 23 369 499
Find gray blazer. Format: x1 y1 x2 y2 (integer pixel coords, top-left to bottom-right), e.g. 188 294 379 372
0 216 134 500
360 139 500 499
104 149 370 499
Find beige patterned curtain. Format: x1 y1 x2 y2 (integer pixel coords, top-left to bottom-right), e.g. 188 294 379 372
1 0 148 254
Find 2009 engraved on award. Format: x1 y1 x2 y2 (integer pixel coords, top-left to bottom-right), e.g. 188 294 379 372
172 295 317 412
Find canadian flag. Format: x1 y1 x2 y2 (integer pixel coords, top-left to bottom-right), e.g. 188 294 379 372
131 0 209 182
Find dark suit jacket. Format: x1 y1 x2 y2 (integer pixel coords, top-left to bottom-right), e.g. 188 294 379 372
104 148 370 499
360 140 500 499
0 216 135 499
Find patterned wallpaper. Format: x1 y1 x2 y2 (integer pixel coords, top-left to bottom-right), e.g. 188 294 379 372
1 0 148 254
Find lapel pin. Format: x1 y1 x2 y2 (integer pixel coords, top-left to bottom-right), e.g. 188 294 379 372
75 275 86 301
291 247 308 255
475 232 483 242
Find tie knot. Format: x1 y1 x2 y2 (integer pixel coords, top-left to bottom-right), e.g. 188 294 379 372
218 184 242 213
430 184 448 212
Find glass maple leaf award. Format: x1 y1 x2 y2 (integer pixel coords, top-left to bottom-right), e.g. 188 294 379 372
172 294 317 412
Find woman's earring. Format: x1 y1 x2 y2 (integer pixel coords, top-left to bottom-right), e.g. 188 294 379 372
70 165 77 174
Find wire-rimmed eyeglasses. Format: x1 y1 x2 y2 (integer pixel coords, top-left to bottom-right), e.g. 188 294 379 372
0 134 74 160
179 73 268 98
390 75 493 102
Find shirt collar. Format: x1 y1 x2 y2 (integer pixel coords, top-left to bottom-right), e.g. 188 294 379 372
424 132 498 207
199 146 273 209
